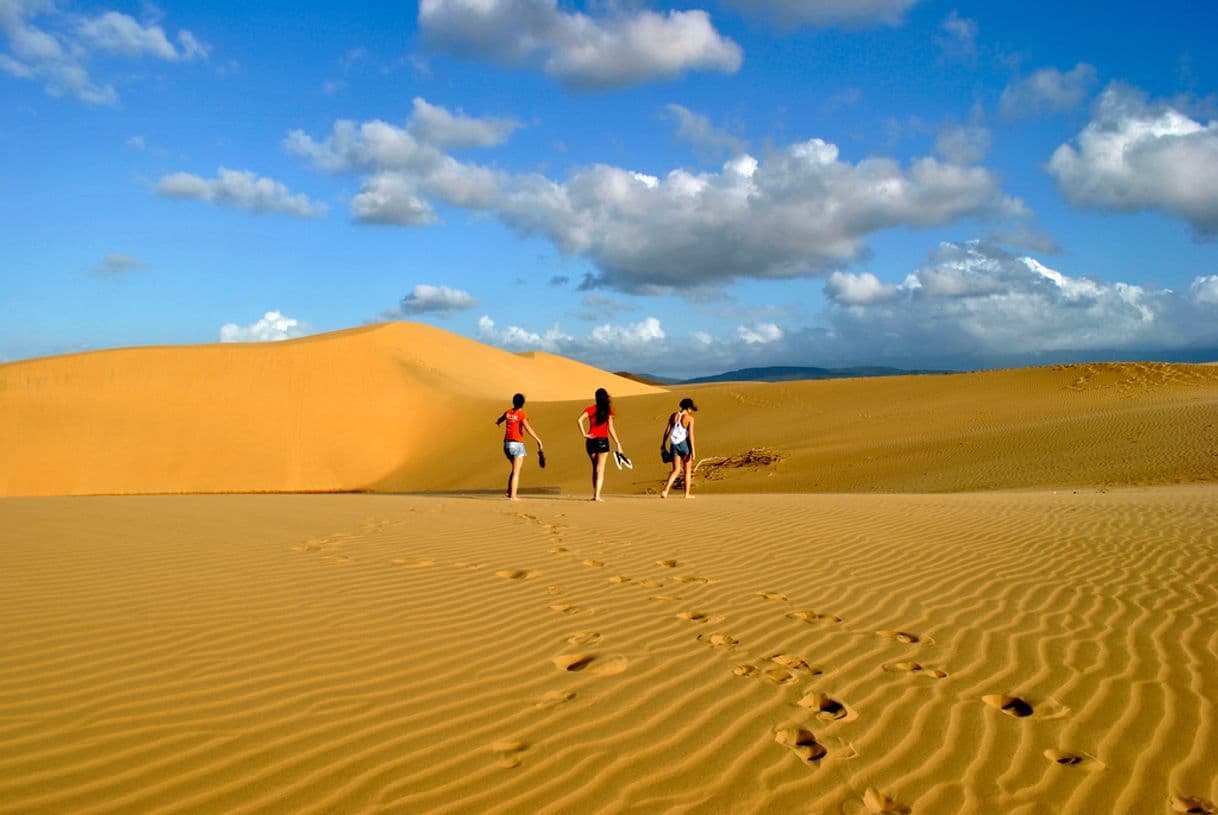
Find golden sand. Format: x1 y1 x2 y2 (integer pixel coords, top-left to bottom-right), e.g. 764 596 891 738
2 323 1217 813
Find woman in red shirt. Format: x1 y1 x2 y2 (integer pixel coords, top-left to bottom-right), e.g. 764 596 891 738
576 388 625 502
496 393 544 500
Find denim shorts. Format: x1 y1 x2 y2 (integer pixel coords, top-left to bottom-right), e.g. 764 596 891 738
672 440 691 458
504 441 526 460
585 437 610 455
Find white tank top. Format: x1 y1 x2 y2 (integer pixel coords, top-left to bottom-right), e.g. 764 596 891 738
669 410 688 445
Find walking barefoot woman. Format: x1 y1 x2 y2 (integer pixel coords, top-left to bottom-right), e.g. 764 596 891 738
577 388 624 502
661 397 697 498
496 393 543 500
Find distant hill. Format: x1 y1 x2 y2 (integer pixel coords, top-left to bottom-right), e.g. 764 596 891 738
620 365 952 386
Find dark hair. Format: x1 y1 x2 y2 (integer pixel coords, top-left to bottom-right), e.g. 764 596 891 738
512 393 525 409
679 397 697 412
594 387 611 425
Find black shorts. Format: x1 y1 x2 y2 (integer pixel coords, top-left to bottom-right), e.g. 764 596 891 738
585 437 610 455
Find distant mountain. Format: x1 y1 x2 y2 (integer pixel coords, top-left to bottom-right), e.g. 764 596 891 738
619 365 952 385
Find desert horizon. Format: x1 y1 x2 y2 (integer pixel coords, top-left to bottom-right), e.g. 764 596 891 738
2 324 1217 813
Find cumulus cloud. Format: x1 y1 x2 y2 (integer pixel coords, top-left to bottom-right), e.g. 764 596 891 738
0 2 207 104
934 121 991 165
664 103 747 156
477 315 573 352
408 97 522 149
736 323 784 344
90 252 145 276
156 168 327 218
821 241 1218 362
219 311 308 343
289 113 1011 294
999 63 1097 120
936 11 977 62
1048 84 1218 235
721 0 919 28
396 284 477 316
417 0 742 91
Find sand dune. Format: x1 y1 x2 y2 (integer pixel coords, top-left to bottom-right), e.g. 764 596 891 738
3 323 1217 497
2 489 1216 813
0 322 660 496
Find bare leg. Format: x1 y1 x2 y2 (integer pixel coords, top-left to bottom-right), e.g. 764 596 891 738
592 453 607 501
682 456 694 498
661 457 681 498
508 455 524 500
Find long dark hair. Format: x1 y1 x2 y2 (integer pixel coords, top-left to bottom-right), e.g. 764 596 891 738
594 388 611 425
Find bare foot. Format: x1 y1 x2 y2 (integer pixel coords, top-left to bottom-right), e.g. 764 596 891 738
660 490 669 499
684 494 695 499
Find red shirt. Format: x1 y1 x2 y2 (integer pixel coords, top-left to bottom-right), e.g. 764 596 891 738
503 409 527 442
584 405 613 438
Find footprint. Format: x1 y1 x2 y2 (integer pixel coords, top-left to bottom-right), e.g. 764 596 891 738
551 653 629 675
651 594 682 603
391 558 433 568
454 561 483 571
640 579 664 589
324 554 353 564
757 591 789 601
882 661 947 679
862 788 910 814
676 611 709 622
786 610 842 625
675 576 714 585
698 633 739 648
764 668 798 685
550 547 572 556
566 631 602 645
656 559 681 568
1043 749 1105 770
496 569 539 580
549 603 581 615
490 740 528 768
769 654 822 675
609 575 632 584
547 585 563 595
535 690 577 709
733 664 759 677
982 694 1070 720
876 630 920 644
982 694 1034 718
774 726 827 764
582 559 605 568
798 691 852 722
1171 795 1217 814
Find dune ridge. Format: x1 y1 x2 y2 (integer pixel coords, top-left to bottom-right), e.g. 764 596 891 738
2 489 1215 813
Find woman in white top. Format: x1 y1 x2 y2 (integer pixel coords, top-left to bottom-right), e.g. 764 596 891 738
660 397 697 498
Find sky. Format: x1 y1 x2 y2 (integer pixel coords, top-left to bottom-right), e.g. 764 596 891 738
2 0 1218 378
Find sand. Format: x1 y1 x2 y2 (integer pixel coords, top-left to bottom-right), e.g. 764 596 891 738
2 323 1218 813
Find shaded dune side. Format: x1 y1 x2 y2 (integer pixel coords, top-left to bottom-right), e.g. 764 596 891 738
379 360 1218 495
0 322 661 496
1 491 1215 813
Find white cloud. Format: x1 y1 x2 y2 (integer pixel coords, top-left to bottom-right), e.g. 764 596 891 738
1048 84 1218 235
824 271 897 305
934 121 991 164
408 97 522 149
398 284 477 315
936 11 977 61
219 311 308 343
999 63 1097 120
664 103 747 156
0 2 207 104
477 315 574 352
1191 275 1218 305
722 0 919 28
156 168 327 218
736 323 784 344
821 241 1218 360
290 113 1010 294
417 0 742 91
590 317 666 346
90 252 145 276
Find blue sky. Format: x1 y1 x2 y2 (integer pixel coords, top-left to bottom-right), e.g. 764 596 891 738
3 0 1217 377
